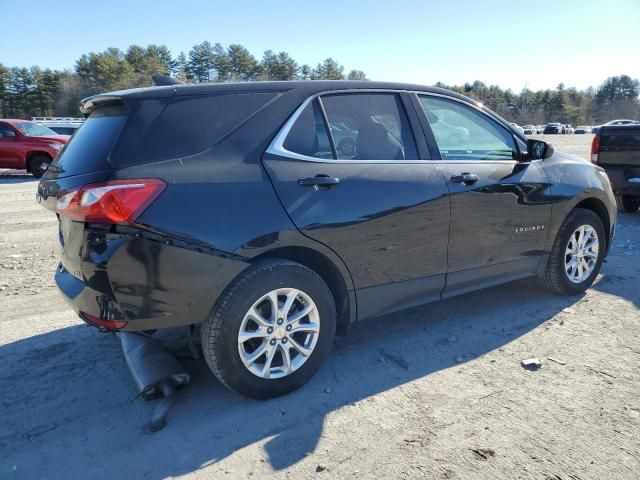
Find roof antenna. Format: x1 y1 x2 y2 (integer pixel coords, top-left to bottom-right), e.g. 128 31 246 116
151 74 184 86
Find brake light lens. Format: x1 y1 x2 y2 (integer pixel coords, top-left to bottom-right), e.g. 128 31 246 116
57 179 166 224
590 133 600 164
80 312 127 330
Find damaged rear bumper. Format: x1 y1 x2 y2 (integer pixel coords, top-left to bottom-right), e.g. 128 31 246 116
55 228 249 331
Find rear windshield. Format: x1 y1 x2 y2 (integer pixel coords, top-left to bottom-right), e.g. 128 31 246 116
51 105 126 176
601 130 640 148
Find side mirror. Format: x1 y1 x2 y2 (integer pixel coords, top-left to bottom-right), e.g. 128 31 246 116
526 138 553 160
3 130 17 139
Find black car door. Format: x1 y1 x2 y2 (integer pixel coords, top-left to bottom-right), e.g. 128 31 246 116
263 91 450 320
414 94 552 298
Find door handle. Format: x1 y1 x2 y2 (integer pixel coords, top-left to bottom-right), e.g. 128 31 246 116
298 174 340 189
450 173 480 185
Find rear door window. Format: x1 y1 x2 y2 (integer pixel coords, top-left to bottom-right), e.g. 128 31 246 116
321 93 418 160
419 95 517 161
282 100 334 159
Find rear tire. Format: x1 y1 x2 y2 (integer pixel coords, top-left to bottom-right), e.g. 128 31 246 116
29 153 52 178
619 195 640 213
538 208 605 296
201 259 336 399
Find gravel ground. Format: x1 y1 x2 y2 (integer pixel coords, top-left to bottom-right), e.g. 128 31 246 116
1 135 639 479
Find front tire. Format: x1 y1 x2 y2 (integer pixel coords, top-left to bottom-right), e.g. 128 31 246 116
29 153 52 178
201 259 336 399
538 208 605 296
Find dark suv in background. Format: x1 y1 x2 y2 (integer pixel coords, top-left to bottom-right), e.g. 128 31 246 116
591 122 640 212
543 122 564 134
37 81 616 399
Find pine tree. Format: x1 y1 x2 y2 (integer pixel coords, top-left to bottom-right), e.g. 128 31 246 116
311 58 344 80
187 41 215 82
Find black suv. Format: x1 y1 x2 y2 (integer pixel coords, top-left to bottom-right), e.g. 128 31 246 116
544 122 564 134
38 81 616 399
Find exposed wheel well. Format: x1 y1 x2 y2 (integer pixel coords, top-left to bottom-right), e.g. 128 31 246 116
253 247 352 336
573 197 611 249
26 151 52 172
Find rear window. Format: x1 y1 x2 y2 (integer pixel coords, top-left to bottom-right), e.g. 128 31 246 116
601 130 640 148
51 105 126 176
126 92 278 165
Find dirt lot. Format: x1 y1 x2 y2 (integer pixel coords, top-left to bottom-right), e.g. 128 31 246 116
1 135 639 479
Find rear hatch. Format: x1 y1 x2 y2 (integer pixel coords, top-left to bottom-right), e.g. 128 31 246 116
37 100 131 278
38 101 131 210
598 125 640 166
38 86 282 279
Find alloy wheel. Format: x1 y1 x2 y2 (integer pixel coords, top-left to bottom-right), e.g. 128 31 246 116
564 224 599 283
238 288 320 379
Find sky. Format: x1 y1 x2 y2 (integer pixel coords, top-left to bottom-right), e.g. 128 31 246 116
1 0 639 92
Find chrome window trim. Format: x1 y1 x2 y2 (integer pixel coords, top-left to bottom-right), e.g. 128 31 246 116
265 88 524 165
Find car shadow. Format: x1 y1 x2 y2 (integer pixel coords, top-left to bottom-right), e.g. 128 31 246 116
591 213 640 309
0 278 585 478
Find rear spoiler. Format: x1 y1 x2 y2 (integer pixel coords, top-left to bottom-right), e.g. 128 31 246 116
80 77 182 115
80 95 127 115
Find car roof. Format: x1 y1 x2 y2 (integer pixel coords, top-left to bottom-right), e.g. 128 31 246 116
0 119 31 125
82 80 487 111
80 80 528 143
98 80 459 97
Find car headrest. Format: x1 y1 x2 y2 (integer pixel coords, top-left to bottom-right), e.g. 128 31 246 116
355 120 404 160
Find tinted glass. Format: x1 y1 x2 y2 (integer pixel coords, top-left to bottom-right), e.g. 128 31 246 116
283 100 333 159
131 92 278 164
601 131 640 148
51 105 127 176
420 96 516 160
321 93 418 160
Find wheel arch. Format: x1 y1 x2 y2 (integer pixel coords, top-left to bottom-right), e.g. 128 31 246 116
26 151 52 172
573 197 611 250
253 246 354 336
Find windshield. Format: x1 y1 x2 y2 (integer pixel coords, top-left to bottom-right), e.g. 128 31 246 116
14 122 57 137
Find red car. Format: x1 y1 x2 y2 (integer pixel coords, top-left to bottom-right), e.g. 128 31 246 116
0 119 70 177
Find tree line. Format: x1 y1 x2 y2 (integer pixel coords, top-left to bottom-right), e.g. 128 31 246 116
0 42 367 118
436 75 640 126
0 41 638 125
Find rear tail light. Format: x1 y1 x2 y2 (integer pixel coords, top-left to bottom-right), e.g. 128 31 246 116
590 133 600 164
57 179 165 225
80 312 127 330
